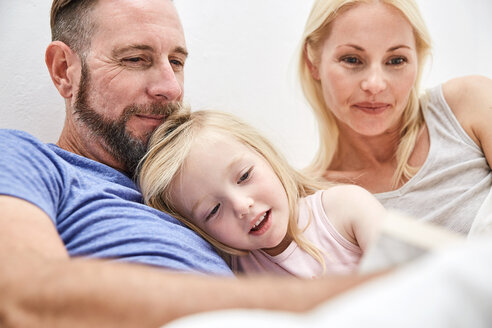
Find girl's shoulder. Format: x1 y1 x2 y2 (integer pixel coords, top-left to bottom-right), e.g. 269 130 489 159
320 184 383 226
320 184 385 249
320 184 376 208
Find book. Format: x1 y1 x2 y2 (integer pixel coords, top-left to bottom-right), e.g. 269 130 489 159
359 210 465 274
469 188 492 236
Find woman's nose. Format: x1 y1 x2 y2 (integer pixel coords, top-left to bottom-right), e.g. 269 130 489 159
361 66 387 95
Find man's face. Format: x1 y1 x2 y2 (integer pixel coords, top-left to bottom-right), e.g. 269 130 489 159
74 61 181 175
70 0 187 174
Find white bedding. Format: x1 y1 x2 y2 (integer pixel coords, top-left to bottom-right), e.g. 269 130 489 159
164 237 492 328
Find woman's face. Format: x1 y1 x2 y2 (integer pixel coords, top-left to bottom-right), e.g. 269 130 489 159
312 2 418 137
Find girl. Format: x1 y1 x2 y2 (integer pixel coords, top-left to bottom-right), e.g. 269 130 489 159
137 110 385 278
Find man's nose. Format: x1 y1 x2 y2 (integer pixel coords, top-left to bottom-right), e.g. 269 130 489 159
147 60 183 101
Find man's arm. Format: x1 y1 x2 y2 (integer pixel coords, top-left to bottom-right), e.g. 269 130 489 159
0 196 377 328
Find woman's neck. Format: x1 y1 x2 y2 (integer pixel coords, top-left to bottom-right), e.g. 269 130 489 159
330 126 401 172
325 121 429 193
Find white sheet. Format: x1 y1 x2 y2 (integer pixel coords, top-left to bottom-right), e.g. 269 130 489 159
164 237 492 328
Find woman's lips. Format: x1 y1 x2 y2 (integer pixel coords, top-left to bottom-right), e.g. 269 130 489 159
352 102 391 114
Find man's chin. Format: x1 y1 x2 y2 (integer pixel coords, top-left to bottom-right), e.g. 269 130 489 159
100 129 148 175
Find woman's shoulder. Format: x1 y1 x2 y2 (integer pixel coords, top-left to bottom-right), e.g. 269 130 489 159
442 75 491 105
442 75 492 145
442 75 492 114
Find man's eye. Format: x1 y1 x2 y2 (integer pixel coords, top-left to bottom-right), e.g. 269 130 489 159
170 59 183 66
206 204 220 221
124 57 143 63
170 59 185 72
121 56 151 67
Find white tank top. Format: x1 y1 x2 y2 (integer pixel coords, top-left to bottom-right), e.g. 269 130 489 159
231 190 362 278
375 85 492 234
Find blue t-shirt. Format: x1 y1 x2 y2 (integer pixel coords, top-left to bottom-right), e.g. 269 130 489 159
0 129 232 276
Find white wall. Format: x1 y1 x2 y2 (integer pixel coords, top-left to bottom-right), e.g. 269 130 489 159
1 0 491 168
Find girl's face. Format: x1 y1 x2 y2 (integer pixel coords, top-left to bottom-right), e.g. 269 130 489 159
169 130 291 255
312 2 418 136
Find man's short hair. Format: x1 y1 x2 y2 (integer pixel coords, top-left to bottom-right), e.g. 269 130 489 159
50 0 98 56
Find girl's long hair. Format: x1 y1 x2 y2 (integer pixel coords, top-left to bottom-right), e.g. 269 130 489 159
137 110 330 268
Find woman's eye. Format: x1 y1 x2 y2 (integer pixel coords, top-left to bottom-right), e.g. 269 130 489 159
341 56 361 65
206 204 220 221
237 168 252 184
387 57 407 66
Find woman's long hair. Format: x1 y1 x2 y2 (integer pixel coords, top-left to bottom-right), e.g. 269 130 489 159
298 0 432 187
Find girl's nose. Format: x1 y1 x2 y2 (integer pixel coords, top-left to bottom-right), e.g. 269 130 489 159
233 196 254 219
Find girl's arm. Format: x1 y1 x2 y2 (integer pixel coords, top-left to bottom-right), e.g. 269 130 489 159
443 75 492 166
321 185 386 251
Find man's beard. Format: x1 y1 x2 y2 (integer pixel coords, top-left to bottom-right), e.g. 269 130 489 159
73 62 180 176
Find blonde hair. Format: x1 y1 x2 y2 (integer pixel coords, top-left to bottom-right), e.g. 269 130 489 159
137 110 329 267
299 0 432 187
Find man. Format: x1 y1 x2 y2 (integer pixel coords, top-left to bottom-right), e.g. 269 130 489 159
0 0 375 326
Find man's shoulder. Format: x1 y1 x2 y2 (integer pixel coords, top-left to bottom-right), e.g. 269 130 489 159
0 129 62 164
0 129 48 150
1 128 40 140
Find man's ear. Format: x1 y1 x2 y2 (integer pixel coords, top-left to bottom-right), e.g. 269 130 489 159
45 41 81 99
304 43 320 80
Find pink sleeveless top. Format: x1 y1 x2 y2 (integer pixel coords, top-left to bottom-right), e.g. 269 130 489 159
231 190 362 278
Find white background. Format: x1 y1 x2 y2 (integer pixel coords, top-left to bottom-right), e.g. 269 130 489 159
1 0 491 168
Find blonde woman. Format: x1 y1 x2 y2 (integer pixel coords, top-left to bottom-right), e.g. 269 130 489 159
137 110 385 278
299 0 492 234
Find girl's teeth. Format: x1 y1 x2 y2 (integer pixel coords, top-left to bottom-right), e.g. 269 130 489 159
253 212 267 228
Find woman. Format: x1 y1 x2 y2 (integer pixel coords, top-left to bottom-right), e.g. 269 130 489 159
298 0 492 234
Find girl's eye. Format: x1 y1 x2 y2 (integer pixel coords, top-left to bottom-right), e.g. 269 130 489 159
387 57 407 66
206 204 220 221
237 167 253 184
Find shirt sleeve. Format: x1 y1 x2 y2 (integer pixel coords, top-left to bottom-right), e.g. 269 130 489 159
0 130 62 224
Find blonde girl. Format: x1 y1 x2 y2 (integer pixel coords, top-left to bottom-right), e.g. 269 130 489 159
137 110 384 277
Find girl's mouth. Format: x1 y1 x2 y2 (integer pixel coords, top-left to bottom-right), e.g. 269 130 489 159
250 210 271 233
